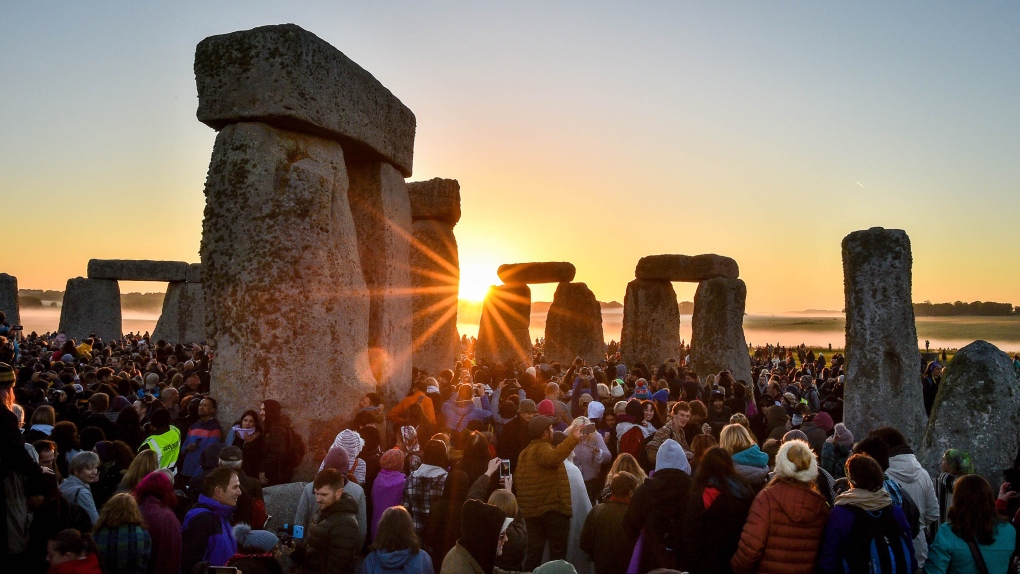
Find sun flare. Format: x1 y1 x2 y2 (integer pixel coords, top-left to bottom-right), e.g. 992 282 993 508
458 261 501 303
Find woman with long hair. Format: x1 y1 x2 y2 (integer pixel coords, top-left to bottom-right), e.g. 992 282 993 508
92 493 151 574
363 506 434 574
91 440 134 509
225 409 265 480
598 452 647 502
682 447 755 574
50 421 81 479
720 424 770 490
925 474 1017 574
118 450 159 494
23 404 56 443
132 470 180 574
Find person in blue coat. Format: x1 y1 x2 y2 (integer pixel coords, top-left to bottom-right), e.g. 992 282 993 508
362 506 434 574
179 397 223 479
924 474 1017 574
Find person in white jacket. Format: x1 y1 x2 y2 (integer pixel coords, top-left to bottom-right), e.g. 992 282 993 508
871 427 940 568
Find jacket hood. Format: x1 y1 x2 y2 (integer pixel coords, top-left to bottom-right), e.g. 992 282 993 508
616 421 655 439
373 548 415 568
412 463 447 479
30 423 53 435
322 492 359 518
735 463 771 485
197 494 236 518
459 499 505 574
886 454 927 484
732 444 769 468
772 480 827 523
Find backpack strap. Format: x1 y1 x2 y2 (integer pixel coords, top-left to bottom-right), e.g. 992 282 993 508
967 539 991 574
416 394 425 405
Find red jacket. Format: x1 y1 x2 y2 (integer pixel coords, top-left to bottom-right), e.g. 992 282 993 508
48 553 103 574
731 479 830 574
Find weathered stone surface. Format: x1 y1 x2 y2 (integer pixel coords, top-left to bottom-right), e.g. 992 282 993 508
410 220 460 376
635 254 739 282
476 284 533 364
200 121 376 464
87 259 188 282
152 282 207 344
497 262 576 285
263 482 308 533
185 263 203 283
842 227 925 446
407 178 461 225
58 278 121 342
620 279 680 368
0 273 19 327
195 24 416 176
690 278 752 386
348 161 413 405
922 341 1020 486
543 282 605 366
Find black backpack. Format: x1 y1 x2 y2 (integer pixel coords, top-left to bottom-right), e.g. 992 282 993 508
844 505 912 574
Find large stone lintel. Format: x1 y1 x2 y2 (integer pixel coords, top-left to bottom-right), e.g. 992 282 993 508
87 259 189 282
635 254 739 282
497 262 576 284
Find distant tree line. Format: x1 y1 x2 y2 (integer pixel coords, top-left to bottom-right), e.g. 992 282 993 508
913 300 1018 317
18 289 165 311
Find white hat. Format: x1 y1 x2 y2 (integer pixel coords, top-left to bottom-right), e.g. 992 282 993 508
587 401 605 420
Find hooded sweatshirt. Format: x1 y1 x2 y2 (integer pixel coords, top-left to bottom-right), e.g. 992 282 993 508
886 452 940 567
363 547 434 574
180 494 237 573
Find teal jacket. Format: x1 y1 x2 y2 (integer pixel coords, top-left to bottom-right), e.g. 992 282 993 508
924 522 1016 574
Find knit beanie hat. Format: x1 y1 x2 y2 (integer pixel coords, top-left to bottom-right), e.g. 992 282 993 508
0 363 15 389
833 423 854 448
380 448 405 472
766 405 788 427
587 401 605 420
813 412 834 434
624 398 644 419
336 429 364 462
233 523 279 553
633 379 650 400
611 379 625 397
534 560 578 574
652 389 669 405
943 448 975 475
538 399 556 416
320 445 350 474
774 439 818 483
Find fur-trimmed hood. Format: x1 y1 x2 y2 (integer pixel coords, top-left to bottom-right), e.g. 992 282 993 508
774 439 818 483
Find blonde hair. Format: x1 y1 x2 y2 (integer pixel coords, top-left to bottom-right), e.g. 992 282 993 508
720 424 755 455
572 416 591 427
94 493 146 531
488 489 519 517
120 450 159 491
729 413 753 440
604 453 646 488
705 374 716 388
614 401 628 415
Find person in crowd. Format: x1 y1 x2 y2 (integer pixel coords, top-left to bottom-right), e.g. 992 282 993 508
731 440 830 574
23 404 56 443
439 499 511 574
92 492 151 574
926 474 1017 574
91 441 134 510
297 446 368 542
388 378 437 428
218 445 266 528
259 400 297 486
132 470 180 574
764 405 790 442
616 399 656 463
45 529 103 574
799 411 832 455
138 408 180 471
720 424 770 490
497 399 537 474
580 471 639 574
819 453 916 573
3 361 42 564
335 429 368 485
115 406 144 452
624 438 691 571
707 390 734 438
681 447 754 574
646 401 693 465
180 397 223 480
24 473 92 573
225 409 266 480
180 467 241 573
598 452 646 502
363 506 435 574
487 487 527 572
515 415 581 570
424 470 471 564
34 439 61 480
935 449 974 529
922 363 942 417
60 451 101 525
79 393 120 442
457 431 493 485
286 468 364 574
690 433 719 475
371 449 407 540
118 450 158 494
683 400 710 445
227 524 284 574
822 423 854 479
570 415 610 504
51 421 82 479
185 442 227 503
442 384 492 434
403 440 450 538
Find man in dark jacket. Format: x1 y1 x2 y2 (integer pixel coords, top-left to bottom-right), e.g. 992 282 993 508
181 467 241 573
78 392 119 441
581 471 639 574
289 468 363 574
624 439 692 571
497 399 537 473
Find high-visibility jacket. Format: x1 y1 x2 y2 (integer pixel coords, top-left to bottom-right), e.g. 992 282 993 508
141 426 182 470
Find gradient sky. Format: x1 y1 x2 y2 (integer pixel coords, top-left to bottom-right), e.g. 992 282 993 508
2 3 1018 311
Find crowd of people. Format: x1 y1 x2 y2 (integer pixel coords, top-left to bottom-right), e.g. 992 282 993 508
2 316 1020 574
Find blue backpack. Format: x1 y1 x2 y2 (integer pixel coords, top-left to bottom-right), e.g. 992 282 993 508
844 506 912 574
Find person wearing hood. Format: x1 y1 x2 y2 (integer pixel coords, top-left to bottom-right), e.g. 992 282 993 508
616 399 657 463
364 506 434 574
403 440 450 538
439 499 520 574
442 385 492 434
731 440 830 574
371 449 408 540
132 470 180 574
819 454 916 574
869 426 940 568
624 438 692 571
180 467 241 573
296 446 368 542
286 468 363 574
822 423 854 479
681 447 754 574
581 471 639 574
23 404 56 443
721 424 770 491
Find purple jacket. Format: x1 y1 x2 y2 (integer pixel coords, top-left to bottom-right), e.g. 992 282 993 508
371 468 408 540
180 495 236 573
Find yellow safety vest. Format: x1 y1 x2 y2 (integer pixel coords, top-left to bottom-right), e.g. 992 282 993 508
141 427 182 469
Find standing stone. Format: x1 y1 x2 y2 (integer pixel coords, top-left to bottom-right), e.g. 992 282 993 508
544 282 605 366
200 121 376 459
842 227 924 446
690 278 752 386
0 273 19 327
58 277 121 342
409 219 460 375
186 263 203 283
347 161 413 405
476 284 533 365
620 279 680 369
153 282 207 344
635 254 739 282
922 341 1020 486
263 482 309 533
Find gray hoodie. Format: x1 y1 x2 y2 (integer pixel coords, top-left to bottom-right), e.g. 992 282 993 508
886 453 939 567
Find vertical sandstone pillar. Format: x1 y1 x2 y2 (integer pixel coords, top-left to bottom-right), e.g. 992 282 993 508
620 279 680 368
842 227 925 445
199 122 376 453
58 277 121 342
690 277 752 386
544 282 605 366
407 179 461 376
0 273 19 327
153 282 207 344
348 161 413 405
476 284 533 365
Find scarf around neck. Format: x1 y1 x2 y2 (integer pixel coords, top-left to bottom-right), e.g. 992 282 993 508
835 487 891 511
